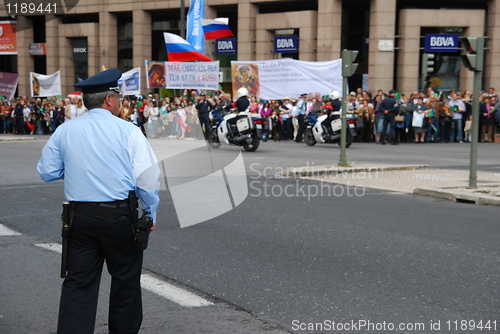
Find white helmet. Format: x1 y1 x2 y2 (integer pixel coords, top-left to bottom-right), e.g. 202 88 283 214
330 90 340 100
237 87 249 99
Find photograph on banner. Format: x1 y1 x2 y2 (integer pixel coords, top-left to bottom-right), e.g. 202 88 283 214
232 63 259 97
0 72 20 100
231 59 343 100
164 61 219 90
146 61 167 89
30 71 62 97
118 67 141 95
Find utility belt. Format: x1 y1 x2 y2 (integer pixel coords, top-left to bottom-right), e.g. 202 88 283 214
66 191 151 250
73 198 135 218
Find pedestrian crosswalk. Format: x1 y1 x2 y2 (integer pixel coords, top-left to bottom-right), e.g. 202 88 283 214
1 223 213 308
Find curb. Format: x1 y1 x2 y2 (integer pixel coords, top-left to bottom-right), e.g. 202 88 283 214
285 164 429 178
0 136 37 141
414 185 500 206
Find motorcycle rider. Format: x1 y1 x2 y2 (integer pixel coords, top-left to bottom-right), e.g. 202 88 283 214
321 90 342 137
226 87 250 135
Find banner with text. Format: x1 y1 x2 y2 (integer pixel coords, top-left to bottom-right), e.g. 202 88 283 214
118 67 141 95
145 60 219 90
0 72 19 100
231 58 343 100
30 71 61 97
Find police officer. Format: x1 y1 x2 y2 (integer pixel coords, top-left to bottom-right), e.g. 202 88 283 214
37 69 160 334
321 90 342 136
225 87 250 135
295 93 308 142
196 92 214 139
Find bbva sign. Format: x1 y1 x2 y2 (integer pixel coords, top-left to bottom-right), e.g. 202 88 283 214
425 34 459 52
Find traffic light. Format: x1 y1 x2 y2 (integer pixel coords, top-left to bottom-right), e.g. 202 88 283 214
342 50 358 77
421 53 436 76
461 37 484 72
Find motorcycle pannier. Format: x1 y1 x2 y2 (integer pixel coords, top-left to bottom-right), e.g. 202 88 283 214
331 119 342 132
237 117 253 133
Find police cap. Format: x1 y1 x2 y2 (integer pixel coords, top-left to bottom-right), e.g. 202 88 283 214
74 68 122 94
300 93 308 98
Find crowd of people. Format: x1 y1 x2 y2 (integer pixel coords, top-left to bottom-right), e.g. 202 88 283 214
0 95 85 135
2 87 499 144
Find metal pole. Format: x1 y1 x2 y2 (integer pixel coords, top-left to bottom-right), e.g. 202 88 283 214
468 70 481 188
339 76 348 166
180 0 186 39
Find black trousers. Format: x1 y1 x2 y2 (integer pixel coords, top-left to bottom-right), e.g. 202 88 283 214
57 212 143 334
296 114 305 142
198 113 211 139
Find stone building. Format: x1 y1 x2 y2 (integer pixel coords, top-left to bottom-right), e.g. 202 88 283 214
0 0 497 96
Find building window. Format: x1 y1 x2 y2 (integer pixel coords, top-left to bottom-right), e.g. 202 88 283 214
117 13 133 72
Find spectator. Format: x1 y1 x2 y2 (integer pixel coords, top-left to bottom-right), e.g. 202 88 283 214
448 92 466 142
357 99 374 142
379 90 399 145
412 97 428 143
480 96 496 142
426 94 441 142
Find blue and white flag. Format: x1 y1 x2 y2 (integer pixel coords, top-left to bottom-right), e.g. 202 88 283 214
117 67 141 95
187 0 205 54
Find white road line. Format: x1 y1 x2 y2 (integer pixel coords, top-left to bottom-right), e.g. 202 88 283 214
35 243 62 253
0 223 21 236
140 274 214 307
33 243 213 308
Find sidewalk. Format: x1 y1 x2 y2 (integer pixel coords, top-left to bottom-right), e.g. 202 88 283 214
286 164 500 206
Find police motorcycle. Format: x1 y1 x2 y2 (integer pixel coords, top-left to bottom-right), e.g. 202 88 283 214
303 90 357 148
208 88 270 152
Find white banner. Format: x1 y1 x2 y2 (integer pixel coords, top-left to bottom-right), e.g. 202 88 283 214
118 67 141 96
30 71 61 97
231 58 343 100
145 60 219 90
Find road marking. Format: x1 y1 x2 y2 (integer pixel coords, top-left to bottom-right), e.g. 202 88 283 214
35 243 62 253
0 223 21 236
140 274 214 307
34 242 213 308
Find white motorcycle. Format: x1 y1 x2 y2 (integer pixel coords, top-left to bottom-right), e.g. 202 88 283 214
208 110 270 152
303 110 358 148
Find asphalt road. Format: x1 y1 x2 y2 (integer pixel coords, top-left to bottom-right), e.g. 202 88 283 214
1 136 499 333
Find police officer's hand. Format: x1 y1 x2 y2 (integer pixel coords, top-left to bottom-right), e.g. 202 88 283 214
150 223 156 232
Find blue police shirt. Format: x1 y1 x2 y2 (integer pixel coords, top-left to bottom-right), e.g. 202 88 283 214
37 108 160 223
296 99 306 115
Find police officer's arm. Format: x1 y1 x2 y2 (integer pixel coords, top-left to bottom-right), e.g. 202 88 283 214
37 131 65 182
129 128 160 229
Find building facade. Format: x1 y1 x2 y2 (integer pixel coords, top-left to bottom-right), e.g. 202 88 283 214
0 0 498 97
